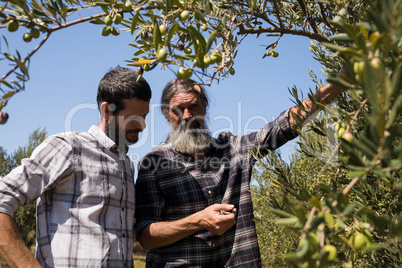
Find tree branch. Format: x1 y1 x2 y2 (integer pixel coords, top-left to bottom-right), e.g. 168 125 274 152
272 0 284 29
318 2 333 30
1 32 51 82
254 12 280 29
237 26 330 43
296 0 319 35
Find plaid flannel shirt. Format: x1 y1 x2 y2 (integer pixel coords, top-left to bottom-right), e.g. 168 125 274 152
135 109 297 267
0 126 135 267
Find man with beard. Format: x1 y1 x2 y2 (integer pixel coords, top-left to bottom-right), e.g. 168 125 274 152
135 77 346 267
0 67 151 267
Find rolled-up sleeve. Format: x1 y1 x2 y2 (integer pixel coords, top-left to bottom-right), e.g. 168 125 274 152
238 108 298 158
0 135 73 217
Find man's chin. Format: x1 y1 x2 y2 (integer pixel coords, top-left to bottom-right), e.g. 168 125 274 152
125 135 138 145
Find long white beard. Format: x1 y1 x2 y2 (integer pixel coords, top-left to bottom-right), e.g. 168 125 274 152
169 120 212 155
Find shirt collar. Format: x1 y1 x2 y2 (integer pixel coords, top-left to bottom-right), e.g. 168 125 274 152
88 125 129 155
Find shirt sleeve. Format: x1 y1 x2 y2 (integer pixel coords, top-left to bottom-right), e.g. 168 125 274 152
134 154 165 238
236 108 298 158
0 135 73 217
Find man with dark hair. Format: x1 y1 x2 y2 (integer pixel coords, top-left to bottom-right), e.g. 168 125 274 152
0 67 151 267
135 77 346 267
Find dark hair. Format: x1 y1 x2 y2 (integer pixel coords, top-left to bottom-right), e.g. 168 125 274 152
97 67 152 114
161 79 209 120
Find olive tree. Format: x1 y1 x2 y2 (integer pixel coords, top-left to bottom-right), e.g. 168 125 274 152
1 0 357 111
1 0 401 267
253 0 401 266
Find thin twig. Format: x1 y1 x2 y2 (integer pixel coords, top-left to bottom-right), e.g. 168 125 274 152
1 32 51 81
237 26 329 43
272 0 283 29
318 2 333 30
342 177 360 196
296 0 319 35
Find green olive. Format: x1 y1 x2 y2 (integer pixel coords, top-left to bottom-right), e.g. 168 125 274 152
23 33 32 42
7 20 19 32
30 28 40 39
105 16 113 26
323 245 337 261
180 10 190 22
159 24 168 35
114 14 123 25
157 48 167 61
111 27 120 36
124 1 132 11
101 26 112 36
177 67 193 79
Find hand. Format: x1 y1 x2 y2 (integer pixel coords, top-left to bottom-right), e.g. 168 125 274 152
198 204 237 235
336 67 352 90
337 68 348 79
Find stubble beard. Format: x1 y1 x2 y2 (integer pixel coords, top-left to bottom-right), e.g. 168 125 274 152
169 119 212 156
105 118 138 146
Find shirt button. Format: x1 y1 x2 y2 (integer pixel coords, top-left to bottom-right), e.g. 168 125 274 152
208 191 212 194
122 207 124 211
122 234 125 238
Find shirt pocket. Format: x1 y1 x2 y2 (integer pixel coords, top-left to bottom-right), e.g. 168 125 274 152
50 222 111 267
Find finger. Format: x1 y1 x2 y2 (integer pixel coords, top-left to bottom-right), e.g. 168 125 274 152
220 210 232 215
220 208 236 216
214 203 235 212
231 207 237 216
219 213 236 222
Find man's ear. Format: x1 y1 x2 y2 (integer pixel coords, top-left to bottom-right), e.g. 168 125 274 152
100 102 112 122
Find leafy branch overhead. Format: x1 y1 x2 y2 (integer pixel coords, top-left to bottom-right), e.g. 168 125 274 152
1 0 355 111
1 1 401 267
251 0 401 266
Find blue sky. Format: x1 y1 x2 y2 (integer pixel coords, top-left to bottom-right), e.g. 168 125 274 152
0 21 325 171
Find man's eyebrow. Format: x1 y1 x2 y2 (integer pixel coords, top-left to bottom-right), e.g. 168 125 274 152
171 99 200 107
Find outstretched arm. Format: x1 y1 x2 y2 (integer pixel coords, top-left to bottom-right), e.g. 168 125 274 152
137 204 236 250
0 213 41 268
289 73 347 130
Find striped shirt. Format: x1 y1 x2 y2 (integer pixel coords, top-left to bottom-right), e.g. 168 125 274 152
135 109 297 267
0 126 135 267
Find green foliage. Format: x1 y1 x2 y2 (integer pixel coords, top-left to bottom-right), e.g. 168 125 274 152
251 0 401 267
1 0 401 267
0 128 47 250
252 148 339 267
252 151 298 267
0 147 12 176
1 0 364 112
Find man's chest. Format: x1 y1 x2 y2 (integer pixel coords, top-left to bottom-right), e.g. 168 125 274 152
155 152 249 212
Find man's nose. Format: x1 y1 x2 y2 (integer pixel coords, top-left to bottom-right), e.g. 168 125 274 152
183 108 192 120
133 116 146 131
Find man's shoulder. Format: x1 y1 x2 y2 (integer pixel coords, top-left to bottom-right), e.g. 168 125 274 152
48 131 92 142
137 143 172 171
141 142 171 159
51 130 88 138
42 131 96 151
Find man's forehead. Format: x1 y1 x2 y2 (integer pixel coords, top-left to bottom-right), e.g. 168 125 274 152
169 92 200 105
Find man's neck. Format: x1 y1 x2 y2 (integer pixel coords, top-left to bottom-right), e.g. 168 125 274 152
193 151 205 161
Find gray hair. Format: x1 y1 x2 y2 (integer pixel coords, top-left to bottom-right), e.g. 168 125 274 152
161 79 209 121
